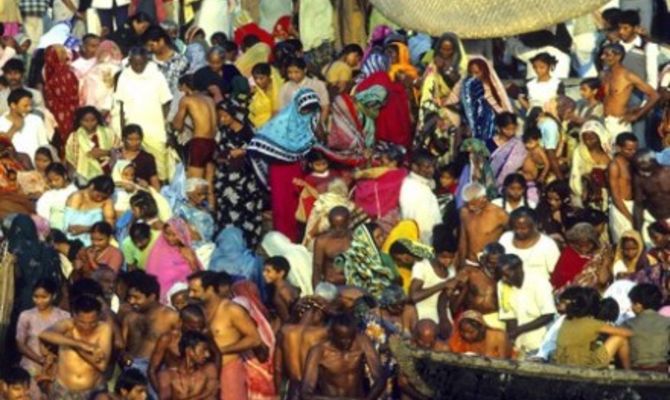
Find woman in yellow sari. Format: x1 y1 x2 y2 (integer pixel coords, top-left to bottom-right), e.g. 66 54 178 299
249 63 284 128
383 220 420 292
65 106 118 184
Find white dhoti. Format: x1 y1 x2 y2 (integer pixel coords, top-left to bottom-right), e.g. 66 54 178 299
604 116 632 149
641 210 659 248
609 200 634 244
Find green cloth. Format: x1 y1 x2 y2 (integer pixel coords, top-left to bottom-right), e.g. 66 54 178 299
398 238 434 260
121 229 159 270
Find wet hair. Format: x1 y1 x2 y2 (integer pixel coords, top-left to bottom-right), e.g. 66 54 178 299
179 330 209 355
88 175 115 196
565 287 600 319
251 62 271 77
178 74 195 89
341 44 364 58
8 88 32 105
411 149 435 167
615 132 638 147
482 242 505 256
129 222 151 242
602 43 626 60
596 298 620 323
286 57 307 70
122 123 144 139
91 221 114 237
580 77 601 91
242 34 260 50
495 112 518 128
529 52 558 68
497 254 523 272
629 283 663 311
501 173 529 209
33 277 60 295
115 368 147 395
328 206 350 222
432 223 458 254
71 294 102 315
330 312 357 331
45 162 68 178
130 191 159 219
1 367 30 386
126 271 160 298
143 25 172 46
180 304 205 322
618 9 641 27
69 278 104 302
2 58 25 74
509 206 538 226
35 146 54 162
187 270 219 291
265 256 291 277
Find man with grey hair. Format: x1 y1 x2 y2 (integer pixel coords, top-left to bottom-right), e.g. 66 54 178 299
633 149 670 244
458 182 508 267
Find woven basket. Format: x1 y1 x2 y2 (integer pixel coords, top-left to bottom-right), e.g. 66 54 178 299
369 0 610 39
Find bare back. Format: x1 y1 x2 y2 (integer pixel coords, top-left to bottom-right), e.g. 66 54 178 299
636 167 670 220
609 155 633 201
186 94 217 140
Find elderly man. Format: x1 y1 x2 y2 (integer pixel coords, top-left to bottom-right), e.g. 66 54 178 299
632 149 670 245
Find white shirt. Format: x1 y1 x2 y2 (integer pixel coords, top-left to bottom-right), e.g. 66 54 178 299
603 279 637 325
400 172 442 245
36 184 78 230
498 232 560 280
491 198 537 214
91 0 131 9
620 35 659 88
498 272 557 352
71 57 97 81
411 259 454 323
526 77 562 109
0 113 48 163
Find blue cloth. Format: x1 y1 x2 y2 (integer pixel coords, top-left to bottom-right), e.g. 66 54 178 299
461 77 496 142
63 207 104 246
209 226 265 298
175 202 214 246
408 33 432 65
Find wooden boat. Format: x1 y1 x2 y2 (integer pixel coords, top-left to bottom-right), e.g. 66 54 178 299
390 337 670 400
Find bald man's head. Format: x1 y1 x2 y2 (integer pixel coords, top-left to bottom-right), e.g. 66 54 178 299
413 319 438 349
328 206 351 230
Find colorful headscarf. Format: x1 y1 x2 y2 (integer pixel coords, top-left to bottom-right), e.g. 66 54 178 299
388 42 418 82
397 238 434 260
357 51 389 82
166 216 193 248
44 45 80 144
248 88 320 186
613 230 646 274
218 95 250 124
95 40 123 64
379 284 407 308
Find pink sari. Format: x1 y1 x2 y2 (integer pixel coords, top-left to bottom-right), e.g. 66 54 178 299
146 217 195 303
232 281 278 400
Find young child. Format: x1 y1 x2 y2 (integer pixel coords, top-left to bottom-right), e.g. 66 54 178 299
15 279 69 399
294 150 338 225
435 163 459 223
0 367 31 400
35 162 77 231
620 284 670 371
574 78 604 124
262 256 300 324
521 52 563 110
521 128 549 202
491 173 537 213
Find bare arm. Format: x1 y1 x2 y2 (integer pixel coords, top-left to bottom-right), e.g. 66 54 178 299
628 71 660 120
457 210 467 267
360 335 385 400
171 96 190 132
273 332 284 394
608 160 633 222
545 149 563 181
600 324 634 338
300 345 322 400
148 333 170 392
102 199 115 226
312 238 326 290
218 305 262 355
274 288 292 323
157 370 172 400
536 149 550 183
39 319 88 350
632 174 645 230
409 278 448 304
510 314 554 340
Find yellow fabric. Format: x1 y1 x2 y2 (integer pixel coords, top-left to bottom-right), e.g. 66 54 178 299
613 230 646 274
388 42 418 82
64 126 117 181
499 282 514 315
383 220 420 293
323 60 352 84
249 67 284 128
420 62 451 108
235 42 271 78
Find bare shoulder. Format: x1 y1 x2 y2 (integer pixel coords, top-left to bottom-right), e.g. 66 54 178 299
66 190 83 207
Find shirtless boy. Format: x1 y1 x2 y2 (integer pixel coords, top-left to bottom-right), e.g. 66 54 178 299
187 271 262 400
122 272 179 382
521 128 550 185
0 367 30 400
173 74 218 184
157 331 219 400
40 295 113 399
301 313 384 400
608 132 639 242
262 256 300 323
601 43 659 140
312 206 352 288
149 305 208 392
92 368 149 400
458 183 508 267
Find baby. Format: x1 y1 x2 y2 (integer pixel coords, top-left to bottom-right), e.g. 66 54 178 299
521 128 549 202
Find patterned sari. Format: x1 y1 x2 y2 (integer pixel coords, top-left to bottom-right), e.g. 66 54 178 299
43 45 79 146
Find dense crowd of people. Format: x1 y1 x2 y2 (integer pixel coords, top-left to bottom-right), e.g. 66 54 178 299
1 0 670 399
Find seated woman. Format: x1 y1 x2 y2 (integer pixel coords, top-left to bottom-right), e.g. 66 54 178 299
569 120 611 210
210 226 264 293
612 230 656 279
17 146 53 200
65 106 118 185
447 310 510 359
49 228 85 280
78 221 124 276
174 177 215 267
64 174 116 246
555 287 632 369
36 162 77 230
111 124 160 190
0 137 35 218
146 217 202 303
550 222 613 293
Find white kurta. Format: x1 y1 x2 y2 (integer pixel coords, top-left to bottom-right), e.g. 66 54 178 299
399 172 442 245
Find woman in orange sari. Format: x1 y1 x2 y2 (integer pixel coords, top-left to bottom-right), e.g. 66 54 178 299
447 310 510 359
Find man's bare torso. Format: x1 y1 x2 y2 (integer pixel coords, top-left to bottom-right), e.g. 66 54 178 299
603 68 634 117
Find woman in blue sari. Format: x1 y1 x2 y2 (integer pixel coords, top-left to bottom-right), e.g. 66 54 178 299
209 226 265 298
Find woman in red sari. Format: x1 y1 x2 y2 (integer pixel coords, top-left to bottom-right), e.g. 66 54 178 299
43 45 79 148
232 280 278 400
550 222 613 292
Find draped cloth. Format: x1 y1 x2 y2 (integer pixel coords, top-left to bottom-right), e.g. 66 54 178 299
43 45 80 146
367 0 610 38
455 138 498 207
490 137 527 192
235 42 272 78
551 244 613 292
146 217 197 303
388 42 419 82
209 227 264 291
80 40 123 112
64 126 117 182
353 167 407 219
335 224 396 298
261 231 313 296
569 120 611 208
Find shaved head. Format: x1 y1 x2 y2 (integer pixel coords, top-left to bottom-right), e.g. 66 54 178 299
413 319 438 349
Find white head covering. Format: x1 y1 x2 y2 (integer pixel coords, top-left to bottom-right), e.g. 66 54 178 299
166 282 189 309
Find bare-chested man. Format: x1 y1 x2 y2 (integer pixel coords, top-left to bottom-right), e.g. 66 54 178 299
398 320 449 400
275 295 331 400
301 313 384 400
40 295 113 399
187 271 262 400
262 256 300 324
91 368 149 400
173 75 218 194
149 305 208 393
601 43 659 141
633 149 670 236
312 206 352 288
449 243 504 323
122 272 179 388
608 132 639 242
458 182 508 267
157 331 219 400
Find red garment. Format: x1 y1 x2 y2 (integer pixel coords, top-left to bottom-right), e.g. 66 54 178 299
43 46 80 146
272 16 292 39
269 161 303 243
355 72 412 149
234 23 275 50
354 168 407 218
550 246 590 289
